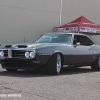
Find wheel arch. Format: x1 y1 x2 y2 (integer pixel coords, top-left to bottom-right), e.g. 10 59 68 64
45 51 64 67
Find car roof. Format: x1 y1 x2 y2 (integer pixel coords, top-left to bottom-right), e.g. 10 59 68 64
44 32 89 37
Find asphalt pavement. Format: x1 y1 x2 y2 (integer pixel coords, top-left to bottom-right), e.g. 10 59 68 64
0 65 100 100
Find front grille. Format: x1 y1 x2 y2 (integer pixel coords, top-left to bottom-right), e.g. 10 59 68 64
3 50 25 58
4 50 8 57
15 50 25 57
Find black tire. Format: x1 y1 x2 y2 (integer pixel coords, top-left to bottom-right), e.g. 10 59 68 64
91 55 100 71
47 53 62 75
6 68 18 72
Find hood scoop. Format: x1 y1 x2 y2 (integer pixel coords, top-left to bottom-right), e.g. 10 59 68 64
5 45 28 48
17 45 28 48
5 45 12 48
5 44 28 48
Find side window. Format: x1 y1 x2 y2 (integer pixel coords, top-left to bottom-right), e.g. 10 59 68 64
73 35 94 46
73 35 78 45
79 36 94 46
73 35 82 45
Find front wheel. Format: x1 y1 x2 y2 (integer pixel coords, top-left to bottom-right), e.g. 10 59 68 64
91 55 100 70
47 53 62 75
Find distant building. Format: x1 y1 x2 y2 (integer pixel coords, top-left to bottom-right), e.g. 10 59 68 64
0 0 100 44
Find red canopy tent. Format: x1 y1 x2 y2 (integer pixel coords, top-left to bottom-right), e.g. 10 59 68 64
54 16 100 35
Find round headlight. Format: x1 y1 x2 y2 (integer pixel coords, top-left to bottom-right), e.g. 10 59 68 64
25 52 30 58
0 51 4 57
30 51 35 58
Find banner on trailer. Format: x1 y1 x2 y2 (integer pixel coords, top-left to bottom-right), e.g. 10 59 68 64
96 29 100 33
80 27 100 33
54 27 78 33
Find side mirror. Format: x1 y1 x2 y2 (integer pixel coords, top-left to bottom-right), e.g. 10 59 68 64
76 42 80 46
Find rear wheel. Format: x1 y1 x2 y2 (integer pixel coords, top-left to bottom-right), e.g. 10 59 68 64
91 55 100 70
47 53 62 75
6 68 18 72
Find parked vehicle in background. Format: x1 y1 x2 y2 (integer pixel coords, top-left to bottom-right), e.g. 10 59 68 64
0 32 100 75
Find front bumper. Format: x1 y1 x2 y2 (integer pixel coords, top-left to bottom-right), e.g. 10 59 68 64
0 57 39 63
2 62 41 70
0 57 44 70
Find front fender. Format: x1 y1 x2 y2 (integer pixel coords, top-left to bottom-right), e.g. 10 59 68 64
52 50 64 56
47 51 64 66
36 47 64 65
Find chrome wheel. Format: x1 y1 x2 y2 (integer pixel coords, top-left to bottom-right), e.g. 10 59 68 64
47 53 62 75
56 54 61 73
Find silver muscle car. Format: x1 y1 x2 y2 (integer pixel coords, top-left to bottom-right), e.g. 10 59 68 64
0 32 100 75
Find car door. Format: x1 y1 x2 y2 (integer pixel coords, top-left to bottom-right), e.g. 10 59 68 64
72 35 94 64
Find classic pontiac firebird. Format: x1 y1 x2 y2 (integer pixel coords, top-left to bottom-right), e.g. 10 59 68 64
0 32 100 75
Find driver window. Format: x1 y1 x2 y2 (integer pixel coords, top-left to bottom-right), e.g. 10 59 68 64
73 35 94 46
73 35 78 45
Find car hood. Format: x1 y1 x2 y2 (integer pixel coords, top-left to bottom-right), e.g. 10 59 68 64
4 43 69 49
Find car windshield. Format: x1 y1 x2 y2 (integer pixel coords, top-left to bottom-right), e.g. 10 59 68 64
35 34 72 44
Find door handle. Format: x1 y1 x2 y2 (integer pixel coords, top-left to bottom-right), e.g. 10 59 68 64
88 48 91 50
